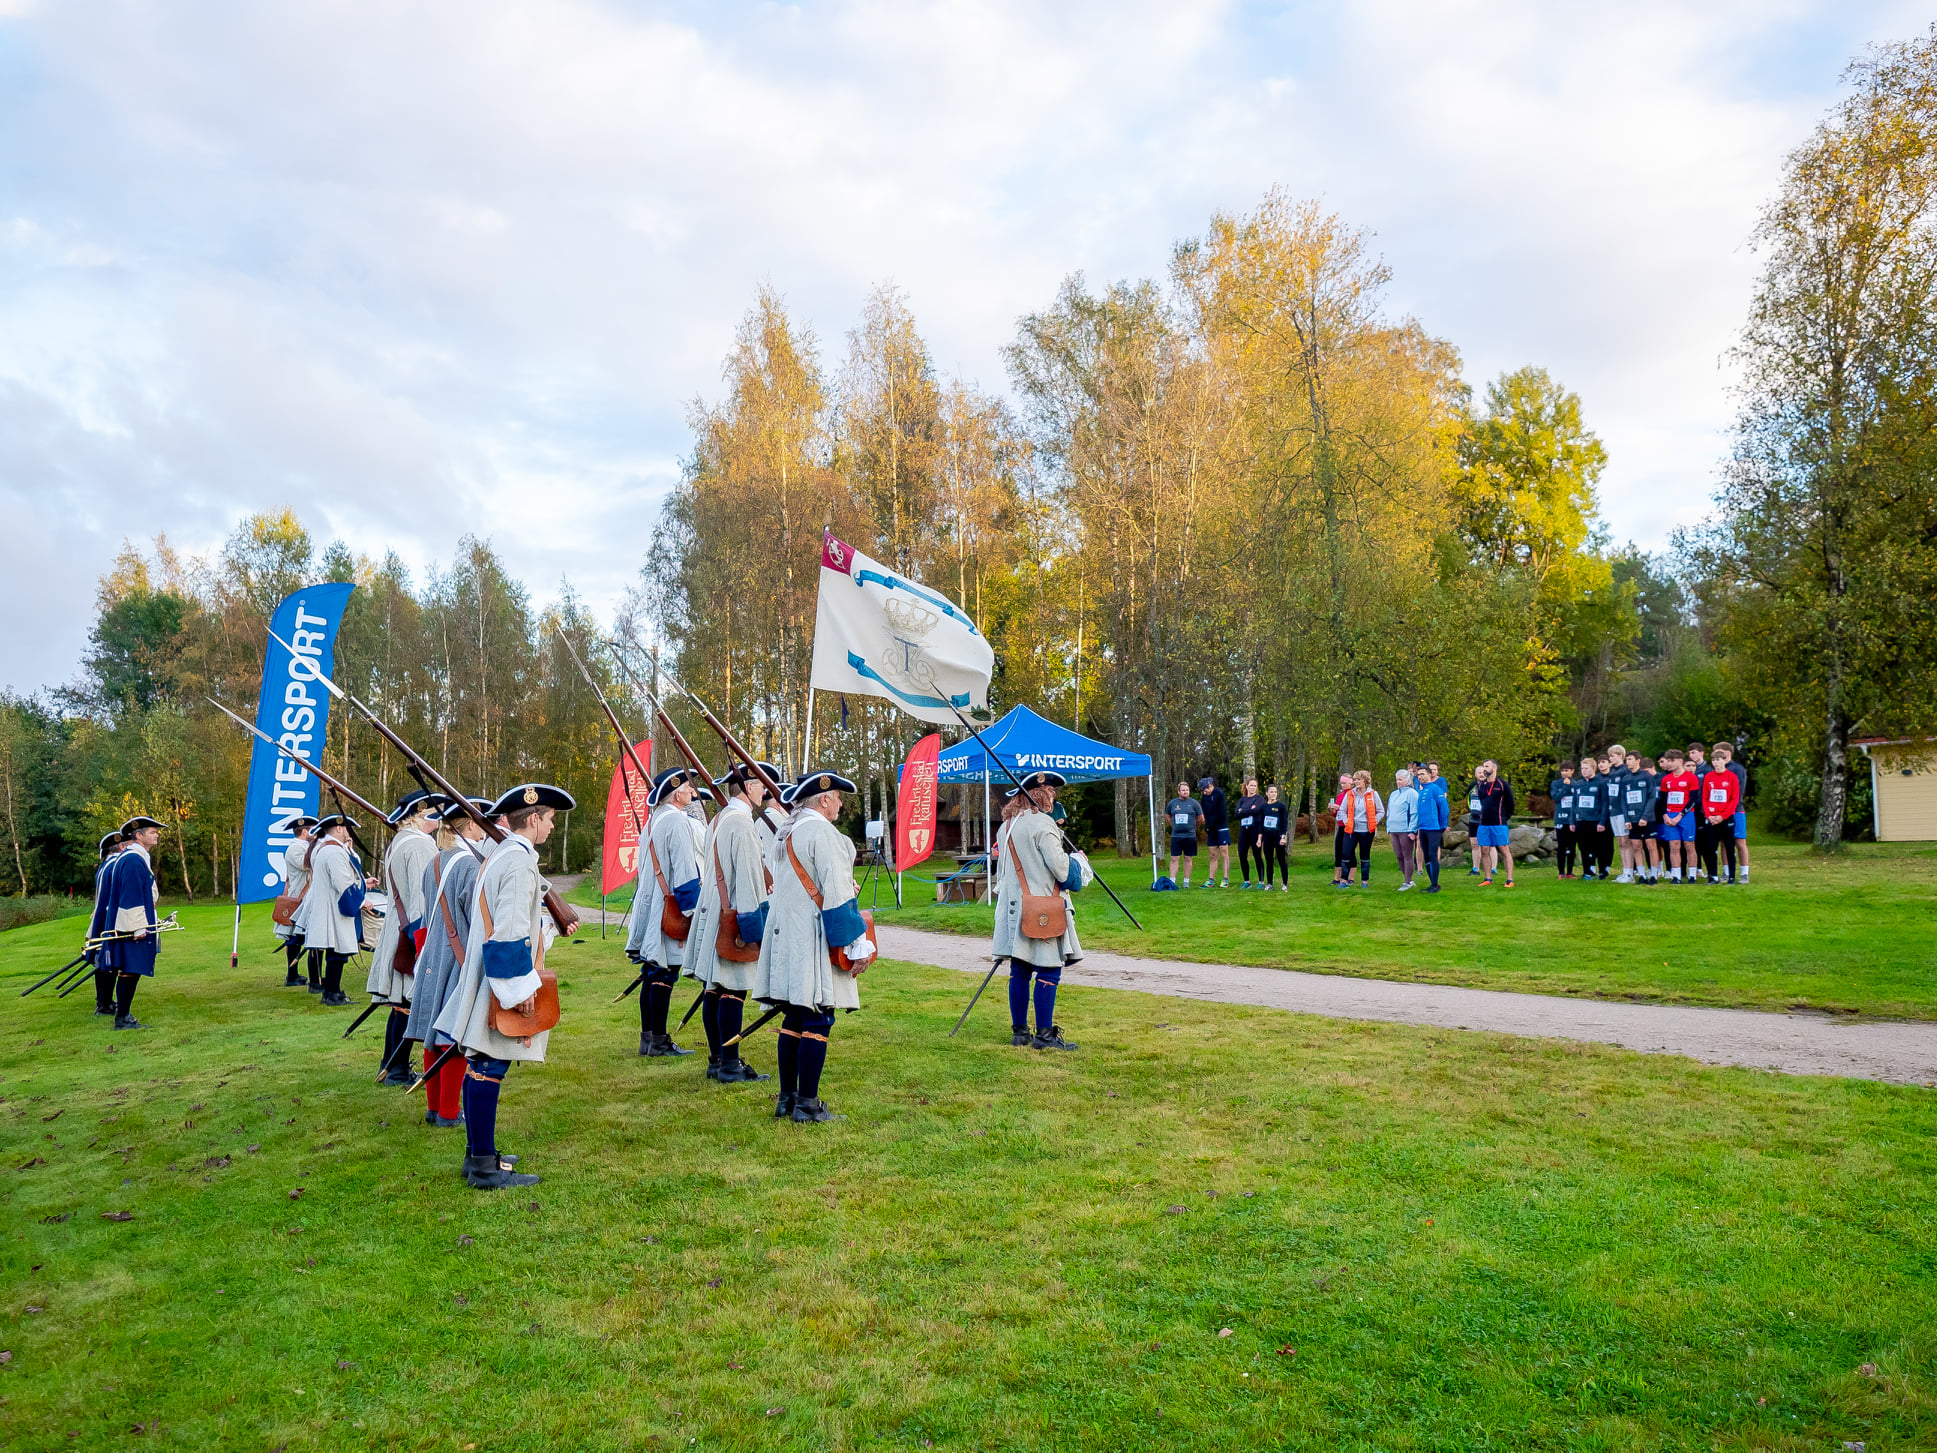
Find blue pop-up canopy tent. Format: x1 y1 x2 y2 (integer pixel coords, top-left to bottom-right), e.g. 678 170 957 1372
935 705 1160 885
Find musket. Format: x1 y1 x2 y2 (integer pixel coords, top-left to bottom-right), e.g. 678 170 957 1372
341 999 385 1039
206 697 388 822
678 986 707 1029
601 642 717 816
654 667 791 812
950 958 1004 1038
265 632 579 938
21 953 89 998
610 971 644 1004
406 1041 465 1094
722 1005 782 1048
554 629 652 840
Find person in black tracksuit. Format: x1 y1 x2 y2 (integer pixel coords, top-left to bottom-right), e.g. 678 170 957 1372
1234 779 1266 887
1572 758 1610 878
1550 765 1578 877
1257 787 1291 889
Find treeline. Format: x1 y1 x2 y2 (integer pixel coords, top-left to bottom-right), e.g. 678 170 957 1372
0 515 631 896
8 31 1936 892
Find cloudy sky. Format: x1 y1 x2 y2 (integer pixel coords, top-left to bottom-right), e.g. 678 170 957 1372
0 0 1925 695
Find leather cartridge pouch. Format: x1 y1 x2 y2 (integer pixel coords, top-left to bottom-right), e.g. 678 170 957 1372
787 837 875 973
1007 837 1069 940
272 844 312 927
386 855 418 977
712 845 760 964
490 968 560 1038
651 839 692 943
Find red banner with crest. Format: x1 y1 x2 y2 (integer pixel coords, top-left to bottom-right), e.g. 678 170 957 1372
599 741 655 895
895 732 942 871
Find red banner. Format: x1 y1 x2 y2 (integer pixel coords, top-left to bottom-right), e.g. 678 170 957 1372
895 733 942 871
599 741 654 895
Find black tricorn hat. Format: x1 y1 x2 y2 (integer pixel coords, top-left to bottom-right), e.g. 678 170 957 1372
387 788 447 825
649 766 714 807
98 832 124 859
1017 769 1067 791
439 796 495 824
715 759 786 790
118 815 166 835
314 813 360 834
486 784 576 817
791 768 858 798
272 813 318 834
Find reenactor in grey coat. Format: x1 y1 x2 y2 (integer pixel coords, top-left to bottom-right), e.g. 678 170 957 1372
404 797 494 1128
275 815 317 989
637 766 711 1058
687 761 784 1084
369 790 445 1086
292 815 369 1005
433 783 574 1191
991 770 1091 1051
752 769 877 1123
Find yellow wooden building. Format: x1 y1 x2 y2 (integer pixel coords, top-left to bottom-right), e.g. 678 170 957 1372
1855 735 1937 841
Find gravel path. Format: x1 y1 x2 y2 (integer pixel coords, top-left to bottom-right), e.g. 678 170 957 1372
875 924 1937 1087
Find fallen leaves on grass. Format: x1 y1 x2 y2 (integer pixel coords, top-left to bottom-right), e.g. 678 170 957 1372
41 1110 62 1122
1277 1345 1297 1357
17 1157 44 1170
288 1188 304 1200
337 1359 354 1370
203 1155 231 1169
1859 1362 1879 1377
247 1145 260 1154
766 1408 784 1417
1218 1328 1233 1338
1164 1205 1186 1215
457 1235 473 1248
101 1211 132 1222
40 1214 68 1224
0 1351 10 1364
706 1277 723 1288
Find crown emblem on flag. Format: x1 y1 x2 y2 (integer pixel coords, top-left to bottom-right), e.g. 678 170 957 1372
883 596 940 639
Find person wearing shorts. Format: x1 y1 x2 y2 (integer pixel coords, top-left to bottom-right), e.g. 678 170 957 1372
1700 747 1743 883
1713 742 1750 883
1473 760 1516 886
1198 777 1231 888
1655 749 1699 882
1164 782 1203 888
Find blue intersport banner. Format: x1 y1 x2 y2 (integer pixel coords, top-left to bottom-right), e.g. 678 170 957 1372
236 583 357 903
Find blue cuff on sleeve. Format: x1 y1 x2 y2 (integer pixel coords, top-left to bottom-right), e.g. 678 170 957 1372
482 938 534 979
820 898 867 949
401 916 420 937
672 877 701 913
1062 857 1087 892
736 904 768 944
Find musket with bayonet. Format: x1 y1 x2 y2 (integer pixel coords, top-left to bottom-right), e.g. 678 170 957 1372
265 631 579 939
206 695 389 864
600 642 718 818
554 629 652 841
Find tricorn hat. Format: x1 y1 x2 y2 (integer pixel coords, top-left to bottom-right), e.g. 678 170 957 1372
314 813 360 835
97 831 124 859
272 813 318 834
1018 769 1067 791
714 759 786 791
791 768 858 799
386 788 446 826
438 796 495 824
649 766 714 807
485 784 576 818
118 815 165 835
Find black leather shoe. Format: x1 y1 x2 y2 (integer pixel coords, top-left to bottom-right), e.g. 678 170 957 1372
380 1066 413 1087
790 1097 845 1123
639 1033 653 1057
1033 1025 1078 1051
94 1007 115 1017
463 1152 540 1189
773 1091 796 1119
112 1015 143 1031
717 1059 770 1083
1010 1031 1033 1047
307 983 323 994
284 973 305 988
705 1053 723 1081
424 1108 438 1125
321 991 350 1006
655 1033 695 1058
431 1115 464 1128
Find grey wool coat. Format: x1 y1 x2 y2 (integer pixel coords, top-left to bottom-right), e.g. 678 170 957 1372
367 825 437 1004
751 808 865 1013
294 838 363 955
685 800 771 993
275 837 311 942
636 804 703 969
403 842 487 1048
433 832 554 1064
990 810 1089 969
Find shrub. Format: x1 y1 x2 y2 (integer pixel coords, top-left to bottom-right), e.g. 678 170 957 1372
0 895 92 934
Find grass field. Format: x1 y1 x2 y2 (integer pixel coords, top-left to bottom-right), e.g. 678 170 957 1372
842 838 1937 1020
2 903 1935 1450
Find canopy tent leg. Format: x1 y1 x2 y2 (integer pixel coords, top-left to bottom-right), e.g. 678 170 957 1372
983 762 991 902
1148 775 1159 888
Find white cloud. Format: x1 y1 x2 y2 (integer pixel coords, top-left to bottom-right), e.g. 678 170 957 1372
0 0 1927 692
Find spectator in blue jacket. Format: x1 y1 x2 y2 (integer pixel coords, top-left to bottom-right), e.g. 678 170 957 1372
1415 761 1451 894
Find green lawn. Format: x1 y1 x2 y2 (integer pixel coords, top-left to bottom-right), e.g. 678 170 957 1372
2 904 1934 1450
866 839 1937 1019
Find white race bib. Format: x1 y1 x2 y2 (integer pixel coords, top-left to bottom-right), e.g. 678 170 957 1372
1626 789 1643 804
1172 812 1190 827
1708 786 1729 804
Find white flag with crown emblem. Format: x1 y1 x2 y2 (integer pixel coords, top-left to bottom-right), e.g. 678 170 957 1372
809 533 994 725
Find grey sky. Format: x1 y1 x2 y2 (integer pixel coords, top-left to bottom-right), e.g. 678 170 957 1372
0 0 1926 694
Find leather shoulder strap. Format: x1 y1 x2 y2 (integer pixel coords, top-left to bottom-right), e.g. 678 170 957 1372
649 834 671 895
435 854 465 965
1006 834 1045 899
786 836 824 910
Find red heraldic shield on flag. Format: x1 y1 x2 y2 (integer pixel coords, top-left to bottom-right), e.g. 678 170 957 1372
600 741 655 896
896 732 942 872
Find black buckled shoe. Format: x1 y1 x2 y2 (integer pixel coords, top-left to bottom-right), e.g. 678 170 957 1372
1010 1030 1034 1047
639 1033 654 1057
773 1091 796 1120
112 1015 144 1031
654 1033 695 1058
431 1114 464 1129
94 1006 115 1017
717 1058 770 1083
705 1052 723 1081
307 982 323 995
321 991 350 1006
1032 1025 1078 1051
790 1097 845 1123
462 1153 540 1189
284 972 305 988
380 1065 414 1087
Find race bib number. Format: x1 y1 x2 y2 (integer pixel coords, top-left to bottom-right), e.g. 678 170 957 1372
1560 795 1574 809
1239 815 1254 828
1708 786 1729 804
1627 789 1643 804
1468 796 1481 812
1666 789 1685 806
1173 812 1191 826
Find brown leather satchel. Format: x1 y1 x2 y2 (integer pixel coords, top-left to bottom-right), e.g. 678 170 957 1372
650 839 691 943
490 967 559 1038
386 854 417 977
786 837 875 974
1007 837 1069 940
271 847 311 926
712 843 760 964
